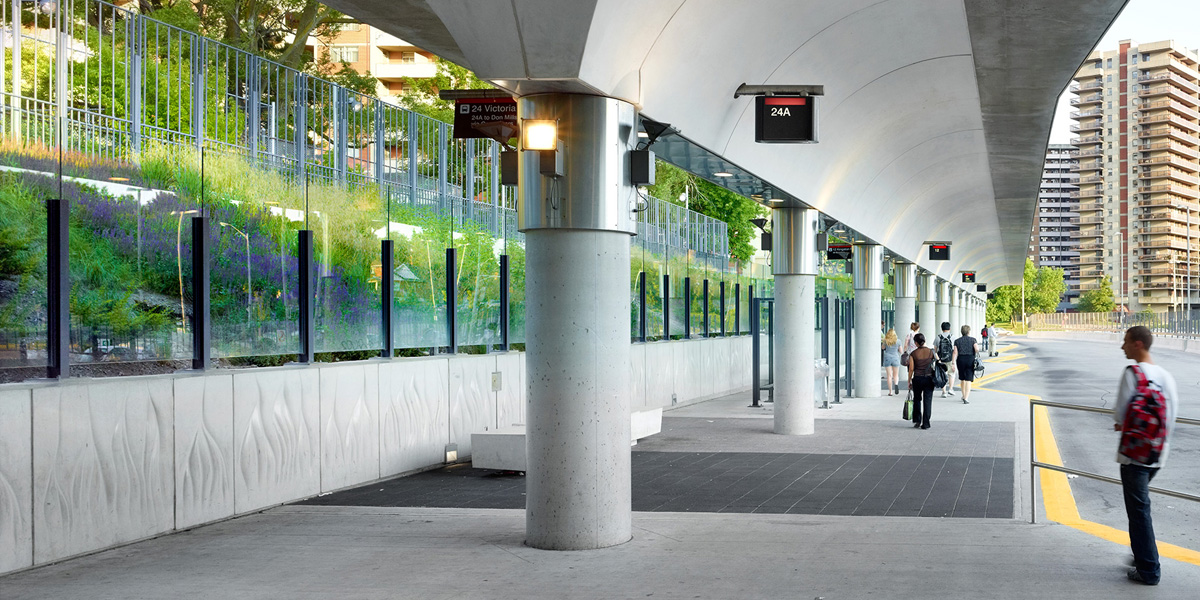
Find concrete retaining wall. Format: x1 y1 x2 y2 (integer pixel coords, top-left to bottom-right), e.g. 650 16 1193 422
1027 330 1200 354
0 336 751 575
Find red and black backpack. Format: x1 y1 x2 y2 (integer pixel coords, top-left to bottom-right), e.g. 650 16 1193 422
1118 365 1169 465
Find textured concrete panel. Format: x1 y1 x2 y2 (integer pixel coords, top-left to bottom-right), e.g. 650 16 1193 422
378 358 449 477
628 343 647 410
320 364 380 492
233 369 321 514
495 352 523 428
699 338 718 400
0 389 32 574
174 374 235 530
644 341 673 409
32 379 174 564
671 339 702 403
449 355 496 457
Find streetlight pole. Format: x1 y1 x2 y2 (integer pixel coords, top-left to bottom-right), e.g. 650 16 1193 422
220 222 253 323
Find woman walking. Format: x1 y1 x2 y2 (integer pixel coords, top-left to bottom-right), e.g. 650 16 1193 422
953 325 981 404
907 333 936 429
882 328 901 396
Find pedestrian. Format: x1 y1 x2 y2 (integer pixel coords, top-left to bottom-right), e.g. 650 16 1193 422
980 323 990 354
882 328 901 396
19 339 28 365
952 325 979 404
907 333 936 429
935 322 956 397
1113 326 1178 586
988 323 1001 356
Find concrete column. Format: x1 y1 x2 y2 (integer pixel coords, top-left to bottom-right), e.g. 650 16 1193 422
951 288 962 336
772 207 819 435
519 93 636 550
853 243 883 398
918 271 936 342
936 279 950 334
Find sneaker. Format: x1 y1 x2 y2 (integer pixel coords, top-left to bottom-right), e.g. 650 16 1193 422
1127 568 1158 586
941 391 947 398
946 389 955 396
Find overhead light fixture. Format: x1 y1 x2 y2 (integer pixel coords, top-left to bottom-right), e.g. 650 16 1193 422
637 131 650 138
750 193 763 199
768 198 784 204
522 119 558 151
713 171 733 177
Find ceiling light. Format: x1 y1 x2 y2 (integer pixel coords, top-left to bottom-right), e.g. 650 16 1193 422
713 171 733 177
768 198 784 204
637 131 649 138
521 119 558 151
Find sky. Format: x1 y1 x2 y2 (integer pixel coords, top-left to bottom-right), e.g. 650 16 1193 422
1048 0 1200 143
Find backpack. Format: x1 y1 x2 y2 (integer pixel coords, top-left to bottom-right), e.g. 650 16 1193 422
936 334 953 362
1118 365 1169 465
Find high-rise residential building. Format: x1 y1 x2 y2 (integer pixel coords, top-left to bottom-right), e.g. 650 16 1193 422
1069 40 1200 314
307 24 439 102
1031 144 1080 308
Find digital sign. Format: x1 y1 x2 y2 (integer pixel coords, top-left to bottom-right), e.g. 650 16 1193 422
755 96 817 143
962 271 976 283
929 244 950 261
452 97 518 140
976 284 987 293
826 244 852 260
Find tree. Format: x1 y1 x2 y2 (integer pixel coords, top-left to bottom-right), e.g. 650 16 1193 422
1077 275 1116 312
646 161 765 264
985 258 1065 322
397 59 494 123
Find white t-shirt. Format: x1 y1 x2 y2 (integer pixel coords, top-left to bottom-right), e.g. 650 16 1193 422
903 331 919 354
1113 362 1178 468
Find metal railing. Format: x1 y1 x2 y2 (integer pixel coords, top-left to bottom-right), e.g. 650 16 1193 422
1029 398 1200 524
1030 312 1200 338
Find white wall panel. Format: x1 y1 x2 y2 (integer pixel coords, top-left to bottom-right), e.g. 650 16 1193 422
174 374 234 530
449 355 496 456
320 364 380 492
233 369 320 514
0 389 32 574
644 342 673 408
629 343 647 410
699 338 718 400
379 358 449 477
32 379 173 564
495 352 523 428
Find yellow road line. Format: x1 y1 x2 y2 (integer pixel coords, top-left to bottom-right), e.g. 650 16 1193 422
1033 404 1200 566
987 353 1025 363
973 362 1029 386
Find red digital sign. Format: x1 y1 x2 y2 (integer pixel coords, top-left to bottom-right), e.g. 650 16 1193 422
755 96 817 143
929 245 950 261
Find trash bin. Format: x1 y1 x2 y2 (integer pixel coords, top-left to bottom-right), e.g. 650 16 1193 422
814 358 830 407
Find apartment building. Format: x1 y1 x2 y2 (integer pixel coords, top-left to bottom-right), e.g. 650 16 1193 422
1069 39 1200 313
310 23 438 101
1031 144 1080 309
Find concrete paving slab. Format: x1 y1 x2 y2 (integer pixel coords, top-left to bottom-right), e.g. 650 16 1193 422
2 506 1197 599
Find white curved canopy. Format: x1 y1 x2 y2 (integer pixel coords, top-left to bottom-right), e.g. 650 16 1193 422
324 0 1126 286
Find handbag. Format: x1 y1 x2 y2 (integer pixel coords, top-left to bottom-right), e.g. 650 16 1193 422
973 355 985 377
900 351 910 367
902 390 913 421
933 361 948 388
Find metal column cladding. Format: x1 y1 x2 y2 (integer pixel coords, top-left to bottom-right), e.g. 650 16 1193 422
894 262 917 298
937 279 951 303
917 271 936 302
771 207 819 276
516 94 638 234
851 243 883 289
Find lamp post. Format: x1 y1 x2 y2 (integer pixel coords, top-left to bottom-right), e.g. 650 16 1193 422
173 210 199 327
220 222 253 323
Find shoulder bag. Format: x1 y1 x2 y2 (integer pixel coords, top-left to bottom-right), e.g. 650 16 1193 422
933 361 948 388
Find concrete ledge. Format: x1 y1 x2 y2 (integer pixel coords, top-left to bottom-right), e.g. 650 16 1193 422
471 408 664 471
1027 330 1200 354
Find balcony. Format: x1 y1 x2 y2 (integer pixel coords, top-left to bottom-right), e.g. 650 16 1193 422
1136 113 1200 133
1076 201 1103 212
1070 121 1104 133
1071 80 1104 92
1139 127 1200 145
1141 141 1200 160
1072 93 1104 106
373 61 438 80
1069 108 1103 120
1138 168 1200 185
1139 210 1191 222
1074 228 1104 240
1071 135 1103 145
1077 188 1104 199
1141 72 1200 96
1136 154 1200 171
1076 148 1103 158
1074 160 1103 172
1143 183 1200 199
1139 85 1200 106
1140 99 1200 120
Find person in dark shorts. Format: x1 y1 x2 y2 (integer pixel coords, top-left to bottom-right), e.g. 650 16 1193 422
952 325 979 404
907 333 936 429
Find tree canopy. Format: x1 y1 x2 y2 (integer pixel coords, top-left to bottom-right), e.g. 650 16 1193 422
1076 275 1116 313
645 161 765 265
985 258 1066 323
398 59 495 123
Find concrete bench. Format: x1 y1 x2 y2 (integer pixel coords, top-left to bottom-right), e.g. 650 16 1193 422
471 408 663 471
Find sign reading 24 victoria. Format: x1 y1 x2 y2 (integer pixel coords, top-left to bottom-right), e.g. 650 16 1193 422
453 97 518 141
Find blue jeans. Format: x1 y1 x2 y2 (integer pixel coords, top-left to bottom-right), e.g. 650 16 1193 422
1121 463 1160 583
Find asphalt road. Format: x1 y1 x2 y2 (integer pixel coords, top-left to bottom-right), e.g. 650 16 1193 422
987 336 1200 552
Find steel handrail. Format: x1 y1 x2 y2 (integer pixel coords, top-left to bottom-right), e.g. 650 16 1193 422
1029 398 1200 524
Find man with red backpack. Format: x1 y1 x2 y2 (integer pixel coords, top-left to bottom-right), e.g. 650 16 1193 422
1113 326 1178 586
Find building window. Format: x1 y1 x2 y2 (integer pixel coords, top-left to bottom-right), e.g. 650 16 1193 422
1107 74 1112 82
1107 58 1113 68
1143 53 1150 61
329 45 359 63
1132 53 1138 64
400 51 417 63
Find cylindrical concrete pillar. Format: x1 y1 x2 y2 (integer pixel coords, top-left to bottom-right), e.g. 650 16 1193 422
772 207 819 435
519 93 636 550
852 243 883 398
918 271 936 343
951 288 962 337
936 279 950 335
